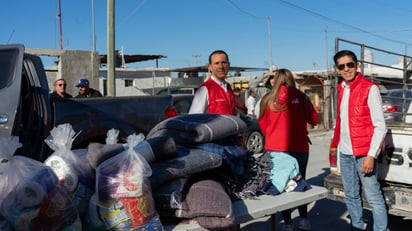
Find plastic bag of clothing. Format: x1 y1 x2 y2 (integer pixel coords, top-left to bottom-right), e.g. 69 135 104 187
44 123 95 219
0 136 81 231
96 133 163 230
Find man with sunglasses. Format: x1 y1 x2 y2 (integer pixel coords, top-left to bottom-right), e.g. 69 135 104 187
330 50 388 231
50 78 72 99
75 78 103 98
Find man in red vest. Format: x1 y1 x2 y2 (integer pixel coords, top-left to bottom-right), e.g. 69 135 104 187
189 50 235 115
330 50 388 231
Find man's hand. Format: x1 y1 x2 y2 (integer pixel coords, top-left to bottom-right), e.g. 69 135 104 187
361 156 375 174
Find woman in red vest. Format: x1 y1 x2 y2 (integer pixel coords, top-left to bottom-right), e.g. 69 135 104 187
258 68 318 231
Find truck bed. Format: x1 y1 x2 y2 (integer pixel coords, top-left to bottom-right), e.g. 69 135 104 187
52 95 174 149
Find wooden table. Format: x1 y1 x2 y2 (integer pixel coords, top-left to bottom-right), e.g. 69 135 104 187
164 185 328 231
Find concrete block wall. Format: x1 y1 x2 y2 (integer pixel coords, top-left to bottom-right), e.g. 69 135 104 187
58 50 99 96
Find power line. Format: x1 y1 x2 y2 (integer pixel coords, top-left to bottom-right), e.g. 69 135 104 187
226 0 266 20
278 0 412 47
7 29 15 44
225 0 272 69
119 0 148 27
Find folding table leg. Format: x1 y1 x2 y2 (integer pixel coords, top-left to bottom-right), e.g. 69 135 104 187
271 213 277 231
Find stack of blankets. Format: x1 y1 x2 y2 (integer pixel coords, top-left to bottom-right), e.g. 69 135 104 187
145 113 253 229
84 113 256 229
0 114 311 230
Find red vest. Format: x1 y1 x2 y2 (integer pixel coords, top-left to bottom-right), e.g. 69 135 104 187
202 78 236 115
331 73 375 156
258 86 318 152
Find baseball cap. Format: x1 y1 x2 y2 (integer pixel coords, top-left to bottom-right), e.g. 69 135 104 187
76 78 89 87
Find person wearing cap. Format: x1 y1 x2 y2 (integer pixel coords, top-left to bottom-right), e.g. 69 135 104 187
75 78 103 98
50 78 72 99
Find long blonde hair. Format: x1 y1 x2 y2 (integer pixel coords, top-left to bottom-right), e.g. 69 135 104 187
258 68 296 119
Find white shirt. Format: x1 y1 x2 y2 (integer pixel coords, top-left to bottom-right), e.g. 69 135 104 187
189 76 228 114
246 95 256 115
339 83 387 158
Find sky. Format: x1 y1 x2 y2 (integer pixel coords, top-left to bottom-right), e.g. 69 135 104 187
3 0 412 75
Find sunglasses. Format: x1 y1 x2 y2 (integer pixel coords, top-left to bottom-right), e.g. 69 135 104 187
58 83 67 87
337 62 356 71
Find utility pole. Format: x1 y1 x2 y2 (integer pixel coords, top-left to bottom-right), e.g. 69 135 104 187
107 0 116 96
58 0 63 49
92 0 96 51
325 26 328 75
268 16 274 71
192 54 200 65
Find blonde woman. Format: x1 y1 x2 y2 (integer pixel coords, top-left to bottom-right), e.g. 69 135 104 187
258 68 318 231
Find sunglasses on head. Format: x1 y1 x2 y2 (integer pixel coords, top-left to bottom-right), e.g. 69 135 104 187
337 62 356 71
58 83 67 87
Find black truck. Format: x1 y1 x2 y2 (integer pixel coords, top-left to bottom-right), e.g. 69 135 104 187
0 44 180 161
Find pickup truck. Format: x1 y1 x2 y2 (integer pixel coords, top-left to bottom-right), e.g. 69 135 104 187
0 44 180 162
324 38 412 218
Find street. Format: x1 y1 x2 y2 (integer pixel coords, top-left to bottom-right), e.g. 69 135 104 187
240 129 412 230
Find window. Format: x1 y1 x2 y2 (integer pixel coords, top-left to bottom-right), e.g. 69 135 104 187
0 48 18 89
125 79 133 87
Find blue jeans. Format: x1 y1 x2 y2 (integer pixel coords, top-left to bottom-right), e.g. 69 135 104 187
339 153 388 231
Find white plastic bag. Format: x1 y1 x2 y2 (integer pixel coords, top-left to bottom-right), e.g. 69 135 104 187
0 136 38 203
96 133 163 230
97 133 151 200
0 136 81 231
44 123 94 219
106 128 120 144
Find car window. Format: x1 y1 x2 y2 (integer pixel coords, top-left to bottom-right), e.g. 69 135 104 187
0 48 19 89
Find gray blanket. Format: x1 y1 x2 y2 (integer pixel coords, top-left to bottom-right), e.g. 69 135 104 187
146 113 247 143
149 146 223 190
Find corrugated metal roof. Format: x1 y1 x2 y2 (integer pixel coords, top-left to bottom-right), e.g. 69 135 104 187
98 54 167 64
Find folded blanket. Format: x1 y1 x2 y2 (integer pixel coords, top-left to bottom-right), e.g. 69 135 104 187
87 135 178 169
176 179 234 229
149 146 222 190
132 135 178 163
186 135 247 175
86 143 125 169
146 114 247 143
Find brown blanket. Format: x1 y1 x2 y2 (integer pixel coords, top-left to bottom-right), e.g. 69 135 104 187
176 179 234 229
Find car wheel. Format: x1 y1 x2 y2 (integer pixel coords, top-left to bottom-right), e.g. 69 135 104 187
246 131 264 154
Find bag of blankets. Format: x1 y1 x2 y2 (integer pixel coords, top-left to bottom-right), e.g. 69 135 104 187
0 136 81 231
92 133 164 230
43 123 95 222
